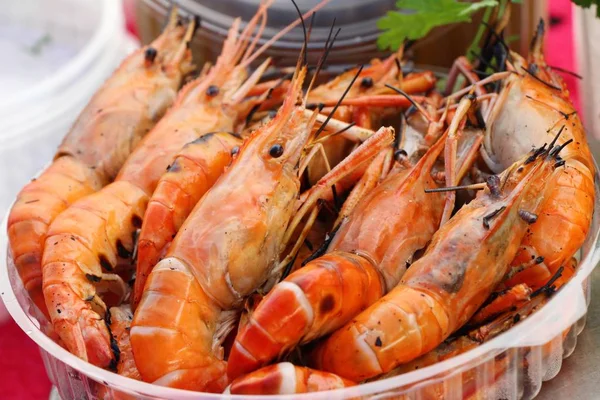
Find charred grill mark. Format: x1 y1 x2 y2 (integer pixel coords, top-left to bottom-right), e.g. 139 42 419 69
85 274 102 283
189 132 217 145
99 254 114 272
131 215 143 229
320 294 335 314
116 239 132 259
482 206 506 229
438 261 468 293
105 314 120 372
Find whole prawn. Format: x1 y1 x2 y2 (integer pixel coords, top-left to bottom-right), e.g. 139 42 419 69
41 2 280 368
480 21 595 290
7 11 195 316
227 97 483 380
310 140 564 381
131 132 242 308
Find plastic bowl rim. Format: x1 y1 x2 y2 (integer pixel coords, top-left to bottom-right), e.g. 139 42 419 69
1 171 599 399
0 0 124 113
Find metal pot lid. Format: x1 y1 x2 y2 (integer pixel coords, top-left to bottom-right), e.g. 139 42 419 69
165 0 397 47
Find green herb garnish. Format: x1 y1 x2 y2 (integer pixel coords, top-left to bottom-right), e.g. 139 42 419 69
377 0 498 51
572 0 600 17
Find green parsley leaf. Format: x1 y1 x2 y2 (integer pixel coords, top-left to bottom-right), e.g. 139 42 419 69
377 0 498 51
572 0 600 18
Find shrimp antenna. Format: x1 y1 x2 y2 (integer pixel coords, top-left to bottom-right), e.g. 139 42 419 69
394 114 405 151
241 0 332 68
301 223 342 266
385 84 433 122
547 125 566 152
425 182 486 193
481 21 510 52
310 122 356 146
521 66 561 91
314 65 364 138
531 266 564 298
530 19 545 55
548 65 583 79
550 138 573 158
305 19 341 104
162 4 179 30
290 0 308 66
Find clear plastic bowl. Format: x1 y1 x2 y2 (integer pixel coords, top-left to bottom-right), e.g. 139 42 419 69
1 165 599 400
0 0 136 217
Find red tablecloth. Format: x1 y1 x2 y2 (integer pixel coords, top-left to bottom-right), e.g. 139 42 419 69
0 0 580 398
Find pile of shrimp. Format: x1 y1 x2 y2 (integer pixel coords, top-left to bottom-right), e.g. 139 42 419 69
6 1 594 397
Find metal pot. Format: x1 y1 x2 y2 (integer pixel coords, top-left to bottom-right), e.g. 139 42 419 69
135 0 396 68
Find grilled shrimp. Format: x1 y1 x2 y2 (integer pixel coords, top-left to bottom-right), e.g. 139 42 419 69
380 260 575 400
310 141 564 381
7 12 194 317
108 305 140 380
41 3 278 368
480 21 595 290
132 132 241 309
130 61 395 391
227 98 484 380
226 363 355 395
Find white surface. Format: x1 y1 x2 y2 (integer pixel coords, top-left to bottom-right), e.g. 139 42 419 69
0 0 138 217
0 0 138 323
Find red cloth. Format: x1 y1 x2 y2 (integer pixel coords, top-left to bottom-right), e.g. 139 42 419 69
546 0 581 114
0 321 51 399
0 1 581 398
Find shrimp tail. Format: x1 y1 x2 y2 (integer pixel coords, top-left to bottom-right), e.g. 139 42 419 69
226 362 355 395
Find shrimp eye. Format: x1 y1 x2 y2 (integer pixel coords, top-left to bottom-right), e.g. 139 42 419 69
144 47 158 64
231 146 240 156
361 77 374 88
269 144 284 158
206 85 220 97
